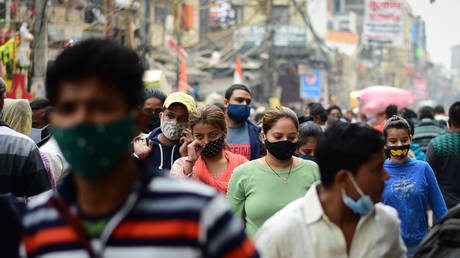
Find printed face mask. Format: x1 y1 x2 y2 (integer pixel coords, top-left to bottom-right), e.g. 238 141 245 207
387 145 410 157
342 172 375 215
51 114 136 181
265 140 298 161
227 104 250 122
201 136 225 158
161 119 186 141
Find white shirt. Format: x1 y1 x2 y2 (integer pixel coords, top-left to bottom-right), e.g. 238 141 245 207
255 183 406 258
40 137 69 183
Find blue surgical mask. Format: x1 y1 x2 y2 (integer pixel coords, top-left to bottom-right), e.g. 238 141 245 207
30 124 49 144
342 172 375 215
228 104 250 122
297 153 317 162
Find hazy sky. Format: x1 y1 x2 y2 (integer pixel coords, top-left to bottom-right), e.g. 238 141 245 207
406 0 460 68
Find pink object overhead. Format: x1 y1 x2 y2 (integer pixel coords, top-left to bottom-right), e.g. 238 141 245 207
358 86 414 115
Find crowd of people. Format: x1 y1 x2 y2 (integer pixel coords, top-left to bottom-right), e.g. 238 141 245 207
0 39 459 257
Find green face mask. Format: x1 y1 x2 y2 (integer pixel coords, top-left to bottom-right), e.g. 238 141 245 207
51 114 136 180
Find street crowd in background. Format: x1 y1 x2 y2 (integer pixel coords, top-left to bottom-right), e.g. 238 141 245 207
0 39 459 258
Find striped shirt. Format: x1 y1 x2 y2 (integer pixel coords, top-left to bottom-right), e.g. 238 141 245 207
21 172 259 258
413 119 446 152
0 121 50 197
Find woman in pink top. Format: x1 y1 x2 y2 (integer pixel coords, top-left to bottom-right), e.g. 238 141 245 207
170 104 248 193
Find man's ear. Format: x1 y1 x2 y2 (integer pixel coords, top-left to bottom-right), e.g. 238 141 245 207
224 98 229 109
335 169 349 188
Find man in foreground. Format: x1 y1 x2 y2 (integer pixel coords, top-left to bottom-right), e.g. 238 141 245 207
256 123 406 257
21 39 257 258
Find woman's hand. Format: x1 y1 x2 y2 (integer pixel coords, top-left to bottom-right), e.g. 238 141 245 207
187 139 204 162
179 128 193 157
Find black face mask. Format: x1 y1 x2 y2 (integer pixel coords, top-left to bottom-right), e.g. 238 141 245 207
387 145 411 157
265 140 298 160
201 136 225 158
144 114 161 133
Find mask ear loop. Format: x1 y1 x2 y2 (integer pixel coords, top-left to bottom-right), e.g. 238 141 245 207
345 171 365 197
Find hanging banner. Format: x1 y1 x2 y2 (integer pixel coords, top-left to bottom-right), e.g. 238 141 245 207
362 0 403 47
413 78 427 99
300 70 321 99
234 56 243 84
6 73 32 100
178 57 188 93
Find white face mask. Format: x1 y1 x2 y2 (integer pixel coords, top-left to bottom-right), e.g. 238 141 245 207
30 124 49 143
160 119 186 141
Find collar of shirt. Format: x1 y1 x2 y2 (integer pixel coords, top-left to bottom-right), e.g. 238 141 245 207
303 182 375 227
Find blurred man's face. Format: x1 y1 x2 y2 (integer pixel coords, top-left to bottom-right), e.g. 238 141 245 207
50 77 128 128
32 108 48 129
346 149 389 203
328 109 341 119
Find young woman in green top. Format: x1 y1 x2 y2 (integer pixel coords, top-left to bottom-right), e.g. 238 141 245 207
228 106 320 237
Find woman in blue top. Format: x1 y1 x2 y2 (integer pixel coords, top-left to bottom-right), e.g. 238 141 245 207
382 116 447 257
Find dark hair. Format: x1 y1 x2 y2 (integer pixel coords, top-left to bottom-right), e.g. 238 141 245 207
327 105 342 116
449 101 460 127
419 106 435 120
143 88 166 104
326 116 348 128
385 104 398 118
382 116 411 139
255 111 265 124
298 115 313 124
224 84 251 100
299 121 322 144
213 102 226 112
46 39 144 110
307 103 327 122
0 78 6 95
316 123 385 187
400 107 417 121
434 105 445 115
30 99 52 110
262 106 298 134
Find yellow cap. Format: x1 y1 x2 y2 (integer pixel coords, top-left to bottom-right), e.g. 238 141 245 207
163 92 196 113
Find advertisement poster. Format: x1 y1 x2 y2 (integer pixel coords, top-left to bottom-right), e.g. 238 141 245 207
413 78 427 99
300 70 321 99
362 0 403 47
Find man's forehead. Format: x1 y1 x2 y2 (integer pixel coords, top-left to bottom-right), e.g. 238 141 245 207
231 89 251 99
165 103 188 114
57 78 119 101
